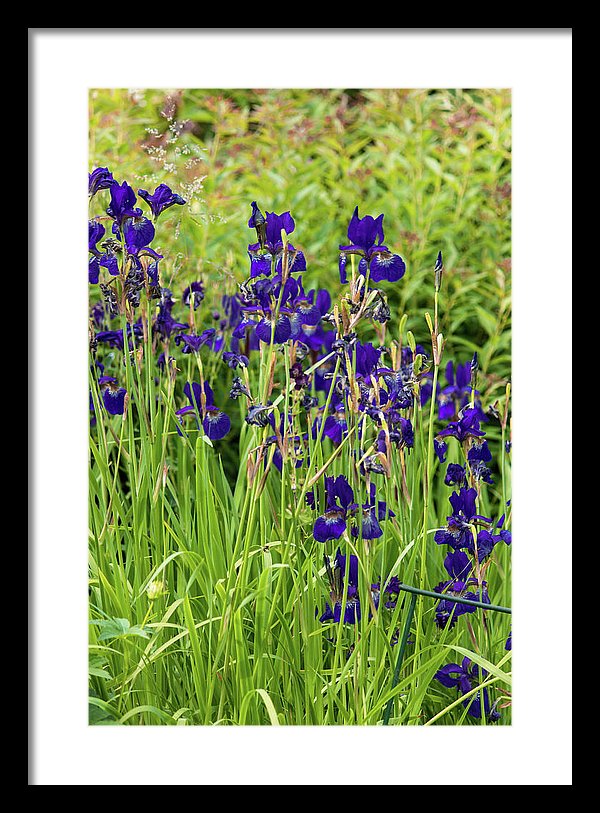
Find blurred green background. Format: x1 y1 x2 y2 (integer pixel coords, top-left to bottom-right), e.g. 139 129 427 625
89 86 511 390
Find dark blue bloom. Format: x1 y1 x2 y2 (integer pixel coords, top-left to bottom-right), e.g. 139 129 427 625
437 407 486 444
338 252 348 284
263 211 295 252
434 657 501 721
89 220 106 255
469 460 494 484
95 329 125 350
98 376 127 415
122 217 158 256
89 256 100 284
505 631 512 651
182 281 205 310
106 181 142 229
177 380 230 441
468 438 492 463
89 390 96 426
313 475 355 543
247 207 306 276
339 207 406 283
222 351 249 369
90 302 106 329
89 166 116 197
433 550 490 629
393 417 414 449
138 183 186 220
321 402 348 445
99 251 120 277
444 463 468 487
157 352 176 373
472 529 498 561
174 329 216 354
153 295 186 339
434 439 448 463
351 483 393 541
434 488 492 551
495 512 512 546
255 313 292 345
438 360 473 421
202 406 232 441
353 341 383 382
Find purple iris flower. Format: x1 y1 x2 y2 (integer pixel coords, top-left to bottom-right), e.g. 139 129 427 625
351 483 393 541
153 296 187 340
505 631 512 651
496 512 512 546
438 360 473 421
95 321 142 351
434 657 501 722
339 206 406 283
89 391 97 426
255 313 292 345
470 460 494 484
95 329 124 350
157 353 176 373
99 251 120 277
98 376 127 415
321 401 348 445
89 167 116 197
89 220 108 284
468 438 492 463
381 576 402 610
433 550 489 628
467 440 494 484
434 439 448 463
229 376 251 400
222 351 249 369
437 407 487 444
313 475 355 543
174 329 216 354
182 281 205 310
138 183 186 220
89 256 100 284
379 344 433 408
434 487 492 551
177 380 231 441
106 181 142 229
444 463 468 487
353 341 383 382
288 284 325 338
89 220 106 255
248 201 268 249
90 303 106 329
247 206 306 276
122 217 159 257
263 211 295 253
472 529 500 561
391 417 414 449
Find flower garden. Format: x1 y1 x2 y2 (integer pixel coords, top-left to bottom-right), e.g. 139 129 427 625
88 88 512 726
